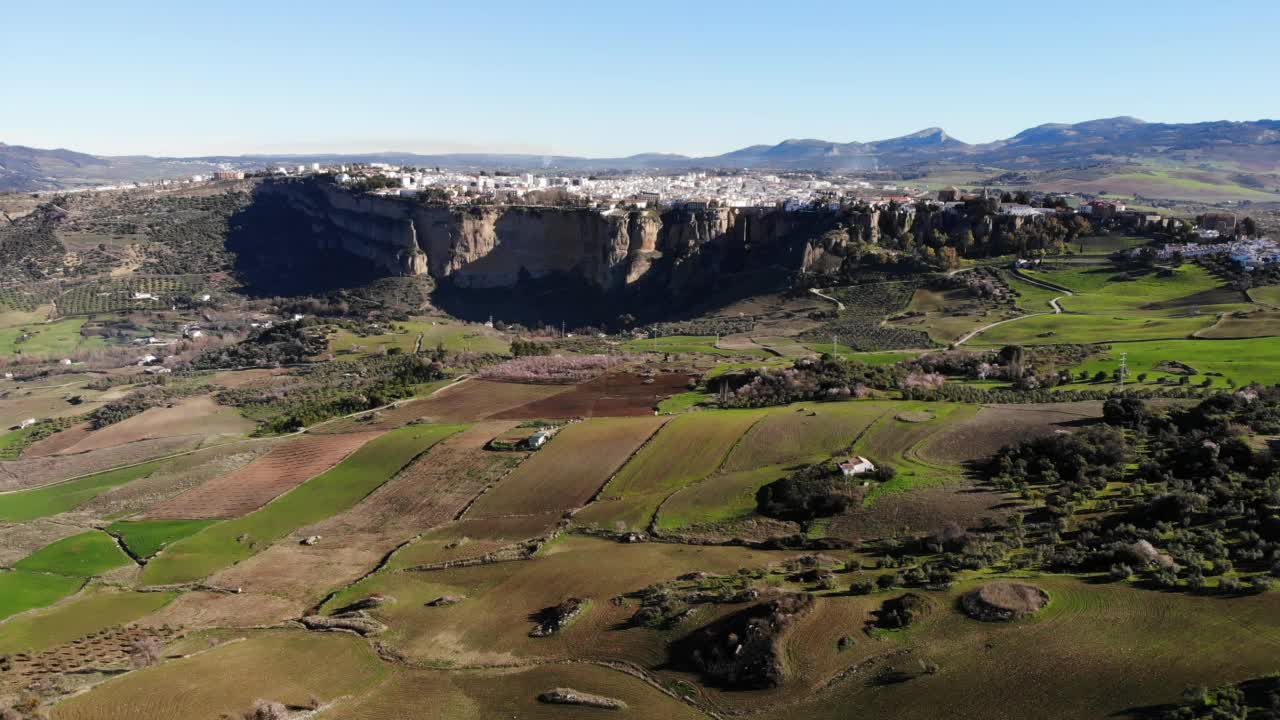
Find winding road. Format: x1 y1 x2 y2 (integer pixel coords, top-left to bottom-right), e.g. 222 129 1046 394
953 270 1073 346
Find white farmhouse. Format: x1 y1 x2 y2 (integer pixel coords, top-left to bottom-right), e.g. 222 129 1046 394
838 456 876 476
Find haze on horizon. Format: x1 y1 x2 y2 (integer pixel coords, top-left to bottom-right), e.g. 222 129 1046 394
3 0 1278 159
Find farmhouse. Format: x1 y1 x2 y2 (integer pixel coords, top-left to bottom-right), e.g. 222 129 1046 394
528 429 554 449
838 456 876 476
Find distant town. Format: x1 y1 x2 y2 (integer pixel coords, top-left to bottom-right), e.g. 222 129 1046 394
39 160 1277 270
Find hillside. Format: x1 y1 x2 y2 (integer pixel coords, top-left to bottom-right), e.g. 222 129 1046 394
5 117 1280 195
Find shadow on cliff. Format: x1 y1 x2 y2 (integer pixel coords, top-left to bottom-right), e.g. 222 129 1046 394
225 189 387 297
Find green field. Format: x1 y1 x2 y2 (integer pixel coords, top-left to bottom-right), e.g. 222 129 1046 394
657 402 888 529
140 423 464 585
0 588 175 655
1068 336 1280 388
576 410 763 530
852 402 977 504
0 570 84 621
330 318 509 358
0 460 166 522
107 519 218 559
15 530 134 577
0 318 104 357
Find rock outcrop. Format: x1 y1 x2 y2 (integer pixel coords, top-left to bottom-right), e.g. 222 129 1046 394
251 179 855 298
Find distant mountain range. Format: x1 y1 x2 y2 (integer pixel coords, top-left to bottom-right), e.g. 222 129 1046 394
4 117 1280 193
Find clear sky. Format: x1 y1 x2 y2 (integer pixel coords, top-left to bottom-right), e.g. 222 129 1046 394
3 0 1277 158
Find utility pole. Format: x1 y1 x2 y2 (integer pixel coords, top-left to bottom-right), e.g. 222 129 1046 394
832 334 839 356
1118 352 1128 388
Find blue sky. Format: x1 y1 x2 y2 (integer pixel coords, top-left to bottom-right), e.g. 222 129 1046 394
3 0 1277 157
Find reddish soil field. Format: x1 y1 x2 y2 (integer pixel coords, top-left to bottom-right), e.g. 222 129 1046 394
491 372 691 419
143 431 381 519
206 423 531 603
0 436 204 492
314 379 568 434
23 421 93 457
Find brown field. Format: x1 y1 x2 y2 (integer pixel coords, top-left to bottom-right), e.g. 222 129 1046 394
315 379 569 434
492 373 691 419
206 367 291 389
56 396 254 454
144 431 381 519
205 423 527 604
467 417 668 518
335 664 709 720
0 517 94 566
0 435 204 492
78 440 275 518
326 536 794 669
391 513 565 569
134 590 302 630
24 421 93 456
828 484 1015 541
49 630 386 720
916 401 1103 465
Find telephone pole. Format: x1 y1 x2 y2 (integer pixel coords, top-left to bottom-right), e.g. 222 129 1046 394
1118 352 1128 387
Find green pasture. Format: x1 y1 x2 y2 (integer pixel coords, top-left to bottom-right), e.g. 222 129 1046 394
0 588 175 654
0 460 166 522
1067 337 1280 388
622 334 771 358
107 519 218 559
0 318 104 357
0 570 84 621
15 530 133 577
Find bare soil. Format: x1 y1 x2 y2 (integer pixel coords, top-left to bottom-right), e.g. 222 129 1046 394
492 373 691 419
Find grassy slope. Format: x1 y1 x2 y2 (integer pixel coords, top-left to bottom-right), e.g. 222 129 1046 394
106 519 218 559
49 630 387 720
0 588 176 654
140 424 464 585
0 318 105 357
15 530 133 577
0 460 166 522
575 410 764 531
0 570 84 621
1068 336 1280 388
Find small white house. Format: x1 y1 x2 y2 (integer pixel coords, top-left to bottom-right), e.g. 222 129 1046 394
137 354 158 366
19 418 37 429
527 429 554 449
133 292 157 301
839 456 876 476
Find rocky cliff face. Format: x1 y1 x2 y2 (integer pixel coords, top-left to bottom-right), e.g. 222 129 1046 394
254 180 844 297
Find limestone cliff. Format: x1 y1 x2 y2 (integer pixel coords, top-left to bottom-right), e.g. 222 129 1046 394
253 180 845 297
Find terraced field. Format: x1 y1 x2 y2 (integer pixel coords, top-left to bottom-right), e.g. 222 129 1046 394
575 409 764 531
467 416 667 518
144 432 380 519
140 424 462 585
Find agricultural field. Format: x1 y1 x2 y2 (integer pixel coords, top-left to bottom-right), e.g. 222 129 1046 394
7 187 1280 720
0 318 104 357
329 317 510 358
54 275 213 316
1066 336 1280 388
622 334 773 358
467 416 667 518
139 423 462 585
575 410 765 531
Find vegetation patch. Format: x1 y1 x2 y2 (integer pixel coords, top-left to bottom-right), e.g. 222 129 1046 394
0 570 83 621
106 519 217 559
14 530 133 578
